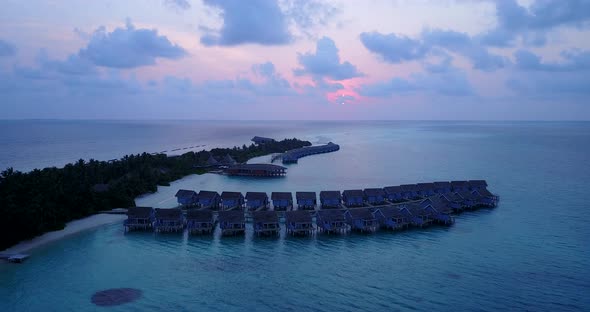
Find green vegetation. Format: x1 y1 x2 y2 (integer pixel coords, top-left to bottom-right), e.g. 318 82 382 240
0 138 310 250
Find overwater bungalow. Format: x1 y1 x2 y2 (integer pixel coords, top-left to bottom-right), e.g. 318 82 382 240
473 188 498 207
221 191 244 210
384 186 404 202
416 183 436 197
245 192 269 211
400 184 420 199
433 181 452 194
271 192 293 211
451 181 470 192
252 211 280 236
186 209 215 234
456 191 479 210
468 180 488 191
154 208 185 233
198 190 220 209
285 210 314 235
406 203 435 228
296 192 317 210
420 197 453 225
218 210 246 235
374 206 412 230
320 191 342 208
316 209 348 233
252 136 275 144
225 164 286 177
439 192 465 212
342 189 365 207
124 206 154 231
345 208 378 232
175 189 198 207
364 188 386 205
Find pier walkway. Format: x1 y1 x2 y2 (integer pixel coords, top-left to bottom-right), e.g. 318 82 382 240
272 142 340 164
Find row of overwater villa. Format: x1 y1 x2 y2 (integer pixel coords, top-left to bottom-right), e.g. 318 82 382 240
124 180 499 236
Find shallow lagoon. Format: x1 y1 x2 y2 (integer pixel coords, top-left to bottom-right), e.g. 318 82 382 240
1 121 589 311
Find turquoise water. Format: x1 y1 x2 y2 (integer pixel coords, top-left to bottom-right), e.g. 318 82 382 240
1 121 589 311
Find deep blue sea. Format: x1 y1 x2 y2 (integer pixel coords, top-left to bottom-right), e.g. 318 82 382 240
1 120 589 311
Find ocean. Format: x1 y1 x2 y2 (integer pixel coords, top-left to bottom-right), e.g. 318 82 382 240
0 120 589 311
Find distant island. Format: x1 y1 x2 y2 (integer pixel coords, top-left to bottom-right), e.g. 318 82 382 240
0 137 311 250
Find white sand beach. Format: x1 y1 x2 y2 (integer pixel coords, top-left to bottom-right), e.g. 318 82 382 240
1 213 126 255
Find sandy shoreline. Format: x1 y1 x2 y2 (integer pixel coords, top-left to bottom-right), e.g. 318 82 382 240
1 213 126 255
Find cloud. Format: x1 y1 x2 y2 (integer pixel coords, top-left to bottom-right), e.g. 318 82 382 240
359 67 474 97
0 39 16 57
360 29 508 71
78 20 187 68
294 37 362 80
164 0 191 11
282 0 340 38
200 0 292 46
514 49 590 72
506 73 590 96
249 61 293 95
360 32 428 63
508 48 590 96
421 29 509 71
480 0 590 47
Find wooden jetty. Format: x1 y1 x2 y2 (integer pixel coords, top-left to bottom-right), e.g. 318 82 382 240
245 192 269 211
316 209 348 233
186 209 215 234
252 211 280 236
221 191 244 211
154 208 184 233
225 164 286 177
320 191 342 209
285 210 314 235
218 210 246 236
276 142 340 164
296 192 317 210
345 208 378 232
271 192 293 211
124 207 155 232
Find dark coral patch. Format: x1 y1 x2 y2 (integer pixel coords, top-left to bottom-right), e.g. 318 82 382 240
91 288 142 306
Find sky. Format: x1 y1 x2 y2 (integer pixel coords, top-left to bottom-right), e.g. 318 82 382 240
1 0 589 120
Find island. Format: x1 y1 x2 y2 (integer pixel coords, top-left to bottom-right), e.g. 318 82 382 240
0 137 311 251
